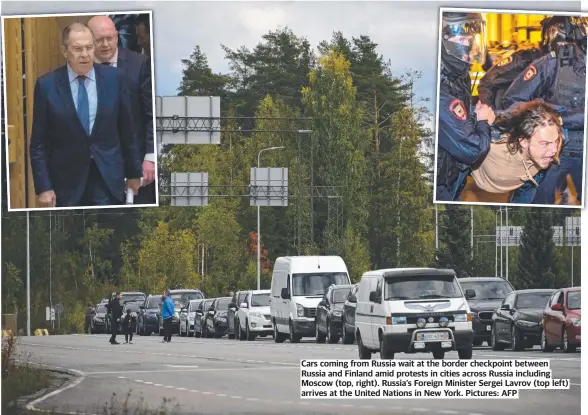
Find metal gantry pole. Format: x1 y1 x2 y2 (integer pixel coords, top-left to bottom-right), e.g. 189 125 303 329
257 146 285 290
495 208 498 278
505 207 509 282
500 207 503 279
27 211 31 336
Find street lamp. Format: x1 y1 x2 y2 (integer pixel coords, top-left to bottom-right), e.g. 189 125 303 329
257 146 285 291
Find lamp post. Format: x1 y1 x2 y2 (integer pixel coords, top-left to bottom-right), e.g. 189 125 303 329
257 146 285 290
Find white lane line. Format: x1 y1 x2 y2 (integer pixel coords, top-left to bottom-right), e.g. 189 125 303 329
176 387 187 391
26 369 87 412
164 365 199 368
85 366 296 375
438 411 460 414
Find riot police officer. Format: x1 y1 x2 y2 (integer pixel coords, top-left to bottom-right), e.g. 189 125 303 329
478 16 569 111
502 16 586 205
436 12 495 201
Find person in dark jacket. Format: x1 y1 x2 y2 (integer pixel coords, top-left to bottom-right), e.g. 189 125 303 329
435 12 494 201
478 16 569 110
122 309 137 344
502 16 586 205
85 302 95 334
107 292 122 344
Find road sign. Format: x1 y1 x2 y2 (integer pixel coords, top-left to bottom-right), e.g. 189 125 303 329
171 172 209 206
156 96 221 145
565 216 581 246
250 167 288 207
45 307 55 321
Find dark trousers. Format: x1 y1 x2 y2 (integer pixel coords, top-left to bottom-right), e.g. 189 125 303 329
79 160 123 207
163 317 172 342
533 154 583 205
125 327 134 342
110 317 119 343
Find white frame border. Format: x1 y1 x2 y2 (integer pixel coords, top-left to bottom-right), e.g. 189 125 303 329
433 6 588 210
1 9 159 212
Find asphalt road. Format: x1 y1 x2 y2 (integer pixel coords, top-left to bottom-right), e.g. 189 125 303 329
14 333 580 415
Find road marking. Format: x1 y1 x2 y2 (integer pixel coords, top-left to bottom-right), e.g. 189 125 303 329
85 366 296 375
439 411 460 414
165 365 199 368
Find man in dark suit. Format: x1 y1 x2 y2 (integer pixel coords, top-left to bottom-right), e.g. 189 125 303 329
88 16 156 205
29 23 142 208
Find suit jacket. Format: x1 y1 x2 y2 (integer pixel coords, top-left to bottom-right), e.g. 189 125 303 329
29 63 142 206
116 47 154 160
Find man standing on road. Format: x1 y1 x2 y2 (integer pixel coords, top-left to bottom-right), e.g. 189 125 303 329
161 290 175 343
107 292 122 345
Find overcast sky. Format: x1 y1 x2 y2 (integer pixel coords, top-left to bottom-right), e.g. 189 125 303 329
2 1 582 113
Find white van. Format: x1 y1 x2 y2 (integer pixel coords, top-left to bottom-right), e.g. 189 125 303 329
355 268 474 359
270 256 351 343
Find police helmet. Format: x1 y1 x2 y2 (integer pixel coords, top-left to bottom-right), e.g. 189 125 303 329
570 16 588 52
540 16 571 52
441 12 487 65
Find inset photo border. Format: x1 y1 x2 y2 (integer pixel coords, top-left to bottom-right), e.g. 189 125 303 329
433 7 587 209
2 10 158 211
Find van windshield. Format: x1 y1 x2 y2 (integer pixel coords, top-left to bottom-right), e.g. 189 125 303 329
292 273 349 297
384 275 462 300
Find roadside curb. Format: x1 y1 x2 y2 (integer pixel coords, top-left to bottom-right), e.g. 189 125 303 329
24 366 91 415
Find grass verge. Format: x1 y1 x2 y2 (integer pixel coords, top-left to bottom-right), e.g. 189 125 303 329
2 333 53 414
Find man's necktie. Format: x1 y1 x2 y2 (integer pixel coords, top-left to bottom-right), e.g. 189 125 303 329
77 75 90 135
101 62 112 66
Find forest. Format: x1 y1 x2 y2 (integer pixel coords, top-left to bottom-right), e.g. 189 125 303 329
1 28 581 333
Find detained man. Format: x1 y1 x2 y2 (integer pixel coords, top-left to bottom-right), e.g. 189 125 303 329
466 100 562 200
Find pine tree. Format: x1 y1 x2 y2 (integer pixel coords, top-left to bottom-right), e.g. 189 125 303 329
436 205 472 277
518 208 558 288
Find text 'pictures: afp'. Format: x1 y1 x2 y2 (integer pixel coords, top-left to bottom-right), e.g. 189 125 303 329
2 11 157 211
433 8 587 208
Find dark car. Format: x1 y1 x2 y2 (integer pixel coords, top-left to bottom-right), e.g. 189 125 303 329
315 284 354 344
138 295 162 335
227 291 248 340
205 297 232 338
194 299 215 337
491 289 556 351
458 277 514 346
541 287 581 353
90 304 108 334
158 289 205 336
342 283 359 344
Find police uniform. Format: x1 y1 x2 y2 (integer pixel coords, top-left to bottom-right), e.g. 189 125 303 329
436 75 493 201
502 42 585 204
478 48 543 110
436 12 492 202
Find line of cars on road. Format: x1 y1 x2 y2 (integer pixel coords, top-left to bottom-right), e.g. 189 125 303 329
88 256 580 359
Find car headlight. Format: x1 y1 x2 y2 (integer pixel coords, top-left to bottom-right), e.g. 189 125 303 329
454 314 468 322
470 311 478 319
439 317 449 327
416 317 427 328
297 304 304 317
392 316 406 325
516 320 538 327
250 312 263 319
571 318 581 327
332 310 342 317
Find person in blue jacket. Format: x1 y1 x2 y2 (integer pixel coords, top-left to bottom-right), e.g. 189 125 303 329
435 12 495 202
161 290 175 343
502 16 586 205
